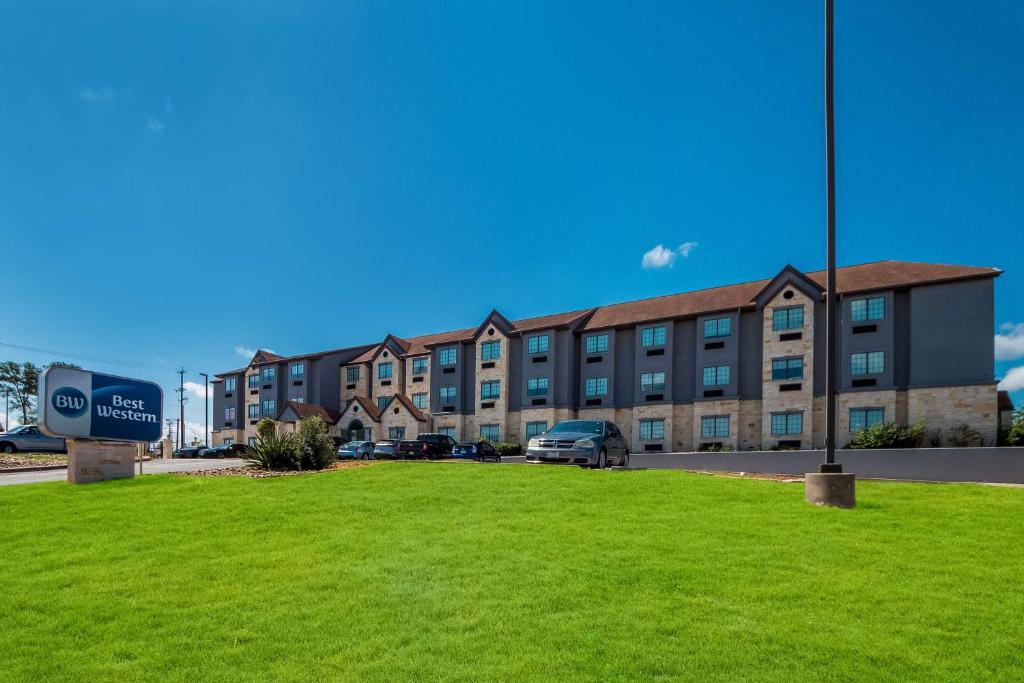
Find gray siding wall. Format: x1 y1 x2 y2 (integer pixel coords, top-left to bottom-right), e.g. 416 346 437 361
508 336 523 410
672 319 697 403
737 311 762 399
634 321 674 404
555 329 576 406
614 329 636 407
212 375 243 430
430 343 466 413
520 329 553 409
909 278 995 387
840 290 896 391
695 314 739 399
579 329 617 408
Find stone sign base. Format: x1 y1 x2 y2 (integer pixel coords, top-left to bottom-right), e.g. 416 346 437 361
67 439 136 484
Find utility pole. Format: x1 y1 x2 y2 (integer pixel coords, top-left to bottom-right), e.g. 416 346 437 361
177 367 186 449
199 372 209 447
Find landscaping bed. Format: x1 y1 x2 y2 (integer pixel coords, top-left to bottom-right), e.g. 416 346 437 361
0 453 68 470
175 459 376 478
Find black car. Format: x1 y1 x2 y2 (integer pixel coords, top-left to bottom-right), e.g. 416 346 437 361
198 443 249 458
173 446 206 458
396 439 431 458
452 441 500 462
415 433 457 458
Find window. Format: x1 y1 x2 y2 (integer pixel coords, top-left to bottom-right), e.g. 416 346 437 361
248 404 259 419
639 418 665 440
771 358 804 381
586 334 609 354
262 367 275 382
851 296 885 322
772 306 804 331
849 408 885 433
702 365 731 386
224 378 236 392
378 362 393 379
641 326 667 347
248 436 257 447
261 399 275 415
439 386 457 402
377 396 390 412
438 426 456 439
389 427 406 439
527 377 549 396
585 377 608 396
290 363 304 378
851 351 885 375
248 374 260 389
224 407 235 421
439 347 458 365
412 392 427 409
480 424 500 441
223 438 234 446
481 340 501 361
412 358 428 375
293 396 304 403
528 334 549 354
346 366 360 382
771 412 803 435
526 421 548 439
640 371 666 392
701 416 730 438
481 380 500 400
704 317 732 339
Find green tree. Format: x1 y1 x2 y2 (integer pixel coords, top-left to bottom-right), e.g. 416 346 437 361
296 416 336 470
0 361 80 424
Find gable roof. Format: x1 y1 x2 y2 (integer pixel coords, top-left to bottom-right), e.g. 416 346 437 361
347 395 382 422
752 264 825 306
471 309 515 340
389 393 428 422
275 401 342 425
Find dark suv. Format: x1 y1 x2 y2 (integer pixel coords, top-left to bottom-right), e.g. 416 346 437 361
415 433 457 458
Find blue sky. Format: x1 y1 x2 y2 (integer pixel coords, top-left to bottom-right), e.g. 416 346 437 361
1 1 1021 438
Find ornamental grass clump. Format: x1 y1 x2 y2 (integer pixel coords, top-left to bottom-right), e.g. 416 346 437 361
248 418 299 470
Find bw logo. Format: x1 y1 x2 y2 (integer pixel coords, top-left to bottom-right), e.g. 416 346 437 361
52 386 88 418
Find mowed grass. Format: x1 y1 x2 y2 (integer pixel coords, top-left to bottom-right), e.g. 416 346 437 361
1 464 1022 682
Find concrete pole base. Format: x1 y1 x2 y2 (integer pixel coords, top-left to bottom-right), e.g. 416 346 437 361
805 472 856 508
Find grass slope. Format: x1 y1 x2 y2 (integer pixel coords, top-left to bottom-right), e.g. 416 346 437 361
1 463 1022 682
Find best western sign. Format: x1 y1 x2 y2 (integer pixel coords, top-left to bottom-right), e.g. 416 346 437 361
39 367 164 443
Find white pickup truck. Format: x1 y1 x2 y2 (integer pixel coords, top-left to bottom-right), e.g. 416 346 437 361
0 425 67 453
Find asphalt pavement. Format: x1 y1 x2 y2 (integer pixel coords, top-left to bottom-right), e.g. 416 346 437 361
0 457 248 487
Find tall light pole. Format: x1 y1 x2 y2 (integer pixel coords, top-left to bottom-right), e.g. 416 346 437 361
806 0 856 507
199 372 209 446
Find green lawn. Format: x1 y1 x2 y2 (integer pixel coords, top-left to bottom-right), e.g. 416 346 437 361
1 463 1021 682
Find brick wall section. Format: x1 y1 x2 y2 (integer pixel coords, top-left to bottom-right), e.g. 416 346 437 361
244 368 261 444
406 355 431 413
341 363 369 406
475 329 510 440
578 407 634 448
761 286 815 449
336 400 379 442
738 399 763 451
908 384 998 446
433 413 466 442
693 399 740 450
213 428 243 446
379 400 427 439
837 390 899 447
671 404 694 452
373 350 405 405
517 407 575 444
632 403 673 452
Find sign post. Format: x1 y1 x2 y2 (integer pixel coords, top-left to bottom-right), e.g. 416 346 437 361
38 367 163 484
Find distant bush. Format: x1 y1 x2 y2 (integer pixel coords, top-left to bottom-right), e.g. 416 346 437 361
249 418 298 470
492 441 522 457
946 424 982 448
847 421 925 449
699 443 731 453
1002 409 1024 447
296 416 336 470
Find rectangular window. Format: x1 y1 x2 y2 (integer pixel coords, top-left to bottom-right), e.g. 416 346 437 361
439 347 458 365
261 399 275 415
527 334 549 354
412 358 428 375
290 363 304 378
526 421 548 439
224 407 235 421
378 362 393 379
412 392 427 409
586 334 609 354
639 418 665 440
702 365 731 386
640 371 666 392
481 340 501 361
223 438 234 446
641 326 667 347
701 416 730 438
480 424 500 441
771 412 803 435
704 317 732 339
771 358 804 381
224 378 236 392
480 380 501 400
293 396 304 403
585 376 608 396
389 426 406 440
438 426 456 439
248 374 259 389
346 366 360 382
262 367 275 382
851 296 885 322
772 306 805 331
527 377 549 396
248 404 259 418
849 408 885 433
439 386 457 402
851 351 885 375
377 396 390 412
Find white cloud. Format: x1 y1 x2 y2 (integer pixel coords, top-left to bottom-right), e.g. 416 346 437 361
183 381 209 400
998 366 1024 393
678 241 698 258
234 345 275 360
995 322 1024 361
79 85 114 103
146 115 165 132
642 244 676 269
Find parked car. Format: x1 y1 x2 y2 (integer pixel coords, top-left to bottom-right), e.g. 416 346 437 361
415 433 457 458
396 439 430 458
0 425 67 454
452 440 500 462
198 443 249 458
337 441 375 460
525 419 629 468
372 439 399 458
173 446 207 458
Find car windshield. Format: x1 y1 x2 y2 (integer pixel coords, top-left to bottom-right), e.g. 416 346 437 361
6 425 30 434
547 420 602 435
341 442 358 448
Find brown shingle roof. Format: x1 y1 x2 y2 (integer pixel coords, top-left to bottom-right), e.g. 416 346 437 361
277 401 342 425
351 395 382 421
389 394 428 422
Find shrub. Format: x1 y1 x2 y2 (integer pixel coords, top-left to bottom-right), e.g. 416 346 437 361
491 441 522 457
248 418 299 470
946 424 982 448
296 416 336 470
1004 411 1024 447
848 421 926 449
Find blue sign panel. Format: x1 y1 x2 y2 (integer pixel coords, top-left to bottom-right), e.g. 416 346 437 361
39 367 164 443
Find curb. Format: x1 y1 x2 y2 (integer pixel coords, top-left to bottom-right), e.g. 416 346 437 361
1 456 154 476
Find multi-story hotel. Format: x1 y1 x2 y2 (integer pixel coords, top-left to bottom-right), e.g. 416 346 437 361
211 260 1001 452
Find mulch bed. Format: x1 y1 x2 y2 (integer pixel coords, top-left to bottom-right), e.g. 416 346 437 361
176 460 377 479
0 454 69 470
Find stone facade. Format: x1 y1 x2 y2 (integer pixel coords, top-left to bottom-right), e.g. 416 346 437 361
372 348 405 406
837 389 899 447
475 328 511 441
433 413 466 441
671 404 694 452
406 354 431 414
693 399 740 450
632 403 673 452
336 400 379 442
737 399 763 451
761 286 815 449
379 398 428 440
244 368 261 444
213 428 243 447
907 384 998 446
517 407 575 444
341 363 370 406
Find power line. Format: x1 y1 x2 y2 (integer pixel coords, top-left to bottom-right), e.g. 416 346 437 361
0 341 184 375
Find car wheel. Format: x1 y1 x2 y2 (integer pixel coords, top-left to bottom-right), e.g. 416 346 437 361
621 450 630 468
1 443 14 454
597 448 607 469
